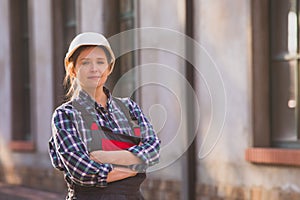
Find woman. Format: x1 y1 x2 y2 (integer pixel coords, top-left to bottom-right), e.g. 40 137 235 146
48 32 160 200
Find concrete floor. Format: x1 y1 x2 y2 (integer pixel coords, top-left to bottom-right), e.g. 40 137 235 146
0 183 65 200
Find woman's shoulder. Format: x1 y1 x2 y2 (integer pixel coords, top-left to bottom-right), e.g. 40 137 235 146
52 100 79 117
112 96 138 108
112 97 144 116
113 96 130 103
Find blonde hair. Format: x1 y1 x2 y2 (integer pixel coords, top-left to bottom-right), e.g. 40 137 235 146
63 45 114 100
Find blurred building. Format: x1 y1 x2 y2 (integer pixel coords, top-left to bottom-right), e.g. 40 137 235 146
1 0 300 199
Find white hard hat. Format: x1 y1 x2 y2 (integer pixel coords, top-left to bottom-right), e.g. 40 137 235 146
65 32 115 72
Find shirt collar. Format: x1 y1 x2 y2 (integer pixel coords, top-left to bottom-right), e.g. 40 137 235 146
77 87 113 111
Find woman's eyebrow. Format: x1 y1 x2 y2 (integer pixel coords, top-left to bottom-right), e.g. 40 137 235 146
78 57 106 61
79 58 90 61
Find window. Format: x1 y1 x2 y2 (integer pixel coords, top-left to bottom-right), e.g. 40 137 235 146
245 0 300 166
270 0 300 148
118 0 137 98
52 0 77 107
10 0 32 143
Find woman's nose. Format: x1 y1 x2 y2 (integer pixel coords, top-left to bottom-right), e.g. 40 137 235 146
89 62 98 72
89 63 106 74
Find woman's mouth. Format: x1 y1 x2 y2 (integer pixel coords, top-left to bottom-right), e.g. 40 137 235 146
87 76 100 80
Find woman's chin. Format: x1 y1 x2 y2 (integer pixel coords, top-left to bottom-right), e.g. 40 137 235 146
81 85 97 91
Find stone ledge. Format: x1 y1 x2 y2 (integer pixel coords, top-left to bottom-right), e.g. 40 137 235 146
245 148 300 166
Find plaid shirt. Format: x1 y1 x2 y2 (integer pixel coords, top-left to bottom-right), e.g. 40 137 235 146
48 88 160 187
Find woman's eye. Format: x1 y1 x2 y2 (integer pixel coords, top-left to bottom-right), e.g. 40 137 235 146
82 61 90 65
97 61 105 65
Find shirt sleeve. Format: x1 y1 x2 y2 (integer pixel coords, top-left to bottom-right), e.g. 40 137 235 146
48 136 64 171
49 107 113 187
125 98 161 167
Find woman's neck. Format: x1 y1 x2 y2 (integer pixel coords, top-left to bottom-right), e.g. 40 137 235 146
85 86 107 108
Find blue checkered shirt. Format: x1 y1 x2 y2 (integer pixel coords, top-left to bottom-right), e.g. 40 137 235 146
48 89 160 187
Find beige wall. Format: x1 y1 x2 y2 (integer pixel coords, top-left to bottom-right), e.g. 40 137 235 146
0 0 12 143
194 0 252 185
0 0 13 183
137 0 188 181
29 0 54 154
78 0 104 33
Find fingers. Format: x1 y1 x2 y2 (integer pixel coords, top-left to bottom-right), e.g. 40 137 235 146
114 167 137 176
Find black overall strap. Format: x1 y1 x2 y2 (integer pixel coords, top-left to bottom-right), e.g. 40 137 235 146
113 97 140 137
112 97 138 130
72 101 104 151
72 101 95 132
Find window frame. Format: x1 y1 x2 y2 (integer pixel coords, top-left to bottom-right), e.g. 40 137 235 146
52 0 77 108
246 0 300 166
269 0 300 147
9 0 35 151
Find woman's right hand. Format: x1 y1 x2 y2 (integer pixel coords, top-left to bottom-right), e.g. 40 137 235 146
90 150 142 166
107 167 137 183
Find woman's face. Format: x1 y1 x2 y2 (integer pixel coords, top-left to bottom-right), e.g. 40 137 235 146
74 46 111 91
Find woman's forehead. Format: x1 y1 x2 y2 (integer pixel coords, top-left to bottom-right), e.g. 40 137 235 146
78 46 107 59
